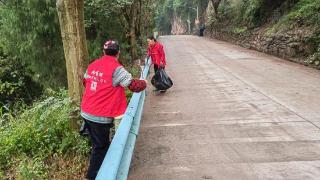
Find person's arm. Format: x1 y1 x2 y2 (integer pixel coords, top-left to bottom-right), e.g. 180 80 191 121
147 46 151 57
147 46 154 65
112 67 147 92
158 45 166 67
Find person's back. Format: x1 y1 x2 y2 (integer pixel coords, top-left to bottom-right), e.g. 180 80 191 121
199 24 206 37
80 40 147 180
81 55 127 118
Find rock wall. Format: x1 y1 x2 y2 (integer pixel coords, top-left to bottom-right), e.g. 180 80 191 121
171 15 187 35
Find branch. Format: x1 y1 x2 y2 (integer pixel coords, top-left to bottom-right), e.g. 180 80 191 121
0 0 6 5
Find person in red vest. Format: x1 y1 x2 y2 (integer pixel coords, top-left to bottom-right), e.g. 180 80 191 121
147 35 166 74
81 40 147 180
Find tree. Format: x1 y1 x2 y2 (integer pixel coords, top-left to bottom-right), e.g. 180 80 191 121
56 0 89 103
0 48 42 110
211 0 222 18
84 0 155 63
118 0 148 61
126 0 140 61
0 0 66 88
154 0 211 35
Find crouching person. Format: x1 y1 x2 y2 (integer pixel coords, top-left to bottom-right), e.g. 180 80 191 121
80 40 147 180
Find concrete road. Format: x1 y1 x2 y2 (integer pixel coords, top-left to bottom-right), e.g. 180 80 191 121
128 36 320 180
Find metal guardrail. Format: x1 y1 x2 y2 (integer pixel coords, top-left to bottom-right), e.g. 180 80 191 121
96 57 151 180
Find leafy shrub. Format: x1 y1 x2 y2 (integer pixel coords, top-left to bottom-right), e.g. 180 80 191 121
284 0 320 26
232 26 248 34
270 0 320 32
0 90 90 179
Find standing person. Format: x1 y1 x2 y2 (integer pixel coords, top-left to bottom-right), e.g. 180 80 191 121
147 35 166 74
199 24 206 37
80 40 147 180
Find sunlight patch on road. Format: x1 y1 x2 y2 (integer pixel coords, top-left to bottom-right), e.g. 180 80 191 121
218 50 253 60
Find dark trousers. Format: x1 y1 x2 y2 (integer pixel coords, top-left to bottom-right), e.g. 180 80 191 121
154 64 165 74
154 64 159 74
84 119 113 180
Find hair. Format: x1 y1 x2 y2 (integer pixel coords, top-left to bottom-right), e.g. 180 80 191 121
104 49 119 56
103 43 120 56
147 35 157 42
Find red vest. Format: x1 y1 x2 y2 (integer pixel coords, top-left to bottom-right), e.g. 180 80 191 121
81 55 127 117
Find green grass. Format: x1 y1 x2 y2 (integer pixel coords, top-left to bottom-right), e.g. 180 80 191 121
232 26 248 35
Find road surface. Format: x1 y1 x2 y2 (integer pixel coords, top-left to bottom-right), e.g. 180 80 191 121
129 35 320 180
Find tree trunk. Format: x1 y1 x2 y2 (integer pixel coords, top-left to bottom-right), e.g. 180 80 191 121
129 1 139 61
135 0 142 44
211 0 222 18
56 0 88 103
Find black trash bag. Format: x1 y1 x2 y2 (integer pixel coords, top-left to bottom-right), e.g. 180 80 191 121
151 67 173 90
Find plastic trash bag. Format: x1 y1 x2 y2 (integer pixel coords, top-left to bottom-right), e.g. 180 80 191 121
151 67 173 90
